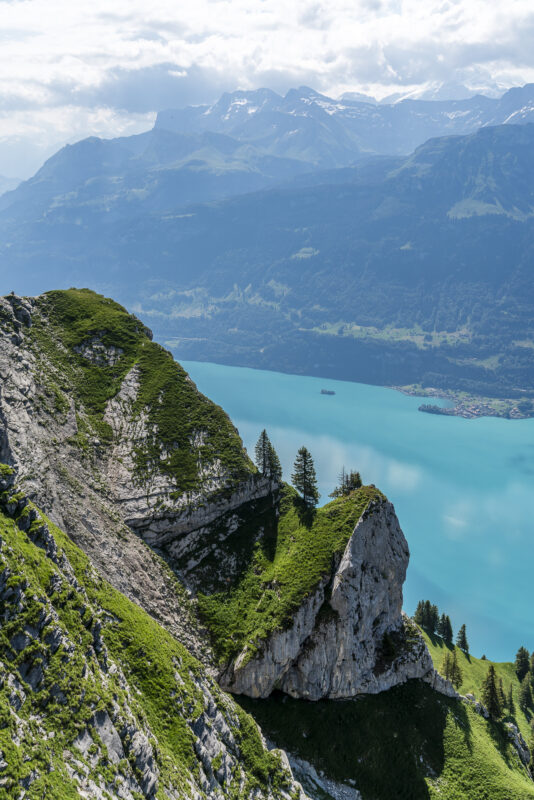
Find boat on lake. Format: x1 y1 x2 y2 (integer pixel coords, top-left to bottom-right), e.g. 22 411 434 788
320 389 336 395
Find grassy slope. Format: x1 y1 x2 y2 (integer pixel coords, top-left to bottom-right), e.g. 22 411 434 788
198 484 383 664
239 681 534 800
0 499 288 798
29 288 252 492
422 630 531 740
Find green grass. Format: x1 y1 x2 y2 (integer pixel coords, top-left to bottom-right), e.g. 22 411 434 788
422 630 532 740
0 489 290 798
198 484 383 664
28 288 253 493
239 680 534 800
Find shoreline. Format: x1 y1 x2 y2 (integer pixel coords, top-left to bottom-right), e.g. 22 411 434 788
396 385 534 420
176 355 534 421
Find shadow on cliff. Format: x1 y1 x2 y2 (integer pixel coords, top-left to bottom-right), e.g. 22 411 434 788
187 490 280 592
237 681 474 800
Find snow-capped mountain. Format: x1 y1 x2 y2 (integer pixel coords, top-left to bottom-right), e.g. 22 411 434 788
156 83 534 162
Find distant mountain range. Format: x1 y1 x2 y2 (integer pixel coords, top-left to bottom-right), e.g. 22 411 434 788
0 174 20 197
156 83 534 162
2 86 534 400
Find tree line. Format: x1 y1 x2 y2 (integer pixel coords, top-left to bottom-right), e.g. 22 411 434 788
513 646 534 714
413 600 469 653
254 429 319 507
255 429 364 508
415 600 534 728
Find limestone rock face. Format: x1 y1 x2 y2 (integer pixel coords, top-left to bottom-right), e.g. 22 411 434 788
0 292 445 712
0 473 309 800
0 297 213 665
0 294 271 664
221 499 435 700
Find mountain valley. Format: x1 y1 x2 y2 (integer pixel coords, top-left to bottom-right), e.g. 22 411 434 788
1 288 533 799
2 89 534 411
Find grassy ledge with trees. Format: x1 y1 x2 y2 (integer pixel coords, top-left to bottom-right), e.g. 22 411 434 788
422 631 534 743
197 483 383 665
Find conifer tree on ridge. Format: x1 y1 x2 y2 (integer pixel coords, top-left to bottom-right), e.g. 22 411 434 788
515 647 530 682
481 664 502 719
254 429 282 481
456 623 469 653
292 446 319 507
520 675 533 712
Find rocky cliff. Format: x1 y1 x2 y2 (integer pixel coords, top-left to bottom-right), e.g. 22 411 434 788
0 290 448 704
2 288 533 800
0 289 272 664
220 498 435 699
0 465 308 799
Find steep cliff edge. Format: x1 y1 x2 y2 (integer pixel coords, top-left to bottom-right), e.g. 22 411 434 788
220 498 433 699
198 486 444 701
2 288 532 800
0 289 274 662
0 289 446 706
0 466 308 799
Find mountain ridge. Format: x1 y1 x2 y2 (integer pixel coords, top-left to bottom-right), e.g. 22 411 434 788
155 82 534 160
1 288 534 799
0 464 308 799
1 121 534 406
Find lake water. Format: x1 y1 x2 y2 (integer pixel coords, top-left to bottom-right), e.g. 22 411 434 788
180 359 534 663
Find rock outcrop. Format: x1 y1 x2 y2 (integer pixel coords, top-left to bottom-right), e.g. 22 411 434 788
0 291 267 664
0 469 309 800
0 290 448 709
221 498 436 700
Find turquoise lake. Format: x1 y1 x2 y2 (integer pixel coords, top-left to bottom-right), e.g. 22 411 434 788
180 359 534 663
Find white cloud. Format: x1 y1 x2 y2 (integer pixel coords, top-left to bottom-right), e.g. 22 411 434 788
2 0 534 175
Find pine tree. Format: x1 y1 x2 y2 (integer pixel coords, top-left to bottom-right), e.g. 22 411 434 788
515 646 530 682
443 615 453 644
507 683 515 714
291 446 319 507
450 649 463 689
423 600 432 629
429 605 439 634
519 675 533 712
440 652 452 681
347 470 362 490
267 442 282 481
329 466 346 498
329 467 362 497
437 613 447 638
254 430 282 481
414 601 425 626
481 665 502 719
255 429 270 474
456 624 469 653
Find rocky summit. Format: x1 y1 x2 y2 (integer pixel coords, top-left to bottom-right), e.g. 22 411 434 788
1 288 533 800
220 498 437 700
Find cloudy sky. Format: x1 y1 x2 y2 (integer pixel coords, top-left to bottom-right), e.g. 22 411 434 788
2 0 534 178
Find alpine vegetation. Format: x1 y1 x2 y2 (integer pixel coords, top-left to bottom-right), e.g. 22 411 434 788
1 289 534 799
